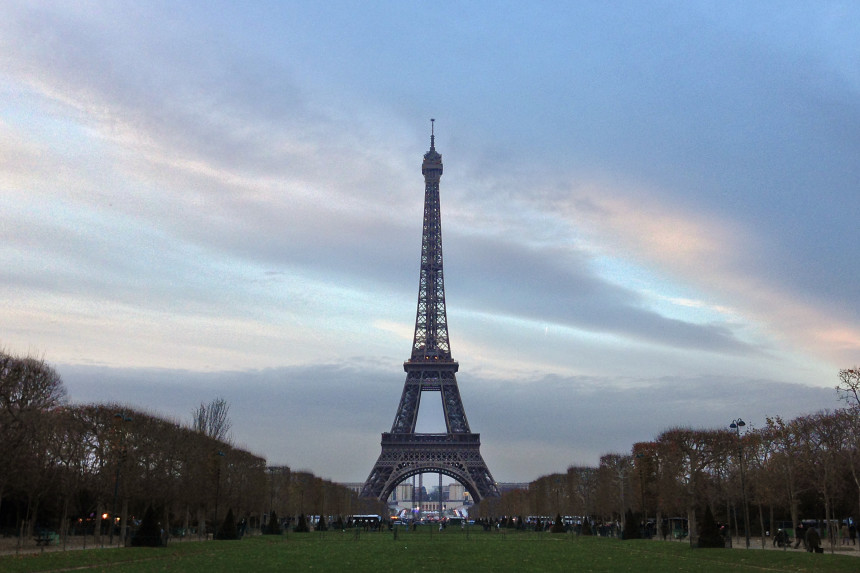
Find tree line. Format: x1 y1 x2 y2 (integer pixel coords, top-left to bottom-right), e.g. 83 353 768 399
0 350 383 543
475 369 860 549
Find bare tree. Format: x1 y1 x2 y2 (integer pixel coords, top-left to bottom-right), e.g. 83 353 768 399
835 369 860 535
0 351 67 522
837 367 860 408
567 465 598 519
598 453 633 527
796 411 849 553
192 397 232 443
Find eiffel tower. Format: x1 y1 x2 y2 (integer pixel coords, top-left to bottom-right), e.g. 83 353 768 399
360 121 499 503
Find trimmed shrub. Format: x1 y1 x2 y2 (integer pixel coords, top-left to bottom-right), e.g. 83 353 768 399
697 505 725 548
264 511 282 535
131 505 165 547
805 527 821 552
294 513 310 533
551 513 566 533
216 508 240 540
623 509 641 540
316 514 328 531
580 518 593 536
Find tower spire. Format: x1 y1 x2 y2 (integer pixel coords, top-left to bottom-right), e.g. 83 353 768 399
415 118 447 359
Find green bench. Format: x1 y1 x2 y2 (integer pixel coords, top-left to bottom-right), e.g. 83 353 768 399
34 531 58 546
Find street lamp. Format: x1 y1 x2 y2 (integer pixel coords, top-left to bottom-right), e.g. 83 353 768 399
635 453 646 524
439 473 444 520
730 418 750 549
110 412 132 546
213 450 225 539
555 477 561 516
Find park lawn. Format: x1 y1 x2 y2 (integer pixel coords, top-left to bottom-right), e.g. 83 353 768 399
1 529 856 573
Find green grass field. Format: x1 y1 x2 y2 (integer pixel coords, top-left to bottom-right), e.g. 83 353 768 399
2 529 856 573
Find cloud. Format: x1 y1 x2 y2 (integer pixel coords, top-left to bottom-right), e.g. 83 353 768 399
448 233 753 355
59 363 841 482
3 30 766 369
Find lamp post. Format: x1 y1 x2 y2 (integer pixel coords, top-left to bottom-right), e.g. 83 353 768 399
213 450 225 539
439 472 444 520
267 467 275 530
555 477 561 517
730 418 750 549
635 453 646 525
110 412 132 546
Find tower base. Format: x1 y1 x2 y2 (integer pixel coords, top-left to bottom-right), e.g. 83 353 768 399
360 432 499 502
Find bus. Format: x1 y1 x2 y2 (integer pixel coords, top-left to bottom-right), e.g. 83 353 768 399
348 514 382 530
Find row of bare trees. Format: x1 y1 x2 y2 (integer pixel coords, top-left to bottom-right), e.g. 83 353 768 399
0 350 382 542
267 468 384 526
476 369 860 549
1 351 67 533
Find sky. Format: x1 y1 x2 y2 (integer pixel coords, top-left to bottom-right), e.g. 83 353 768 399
1 1 859 484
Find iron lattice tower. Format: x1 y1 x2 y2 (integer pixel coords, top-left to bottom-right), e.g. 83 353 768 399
361 121 499 502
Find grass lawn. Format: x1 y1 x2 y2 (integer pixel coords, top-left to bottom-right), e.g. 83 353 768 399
1 528 856 572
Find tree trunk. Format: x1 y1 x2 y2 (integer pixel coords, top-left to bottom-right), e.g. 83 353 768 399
687 505 697 544
822 465 835 554
789 491 799 540
61 497 69 549
183 506 190 541
197 507 206 541
95 502 103 546
732 502 739 542
769 505 778 550
769 505 774 534
758 503 765 548
26 496 39 538
850 465 860 550
120 498 129 545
